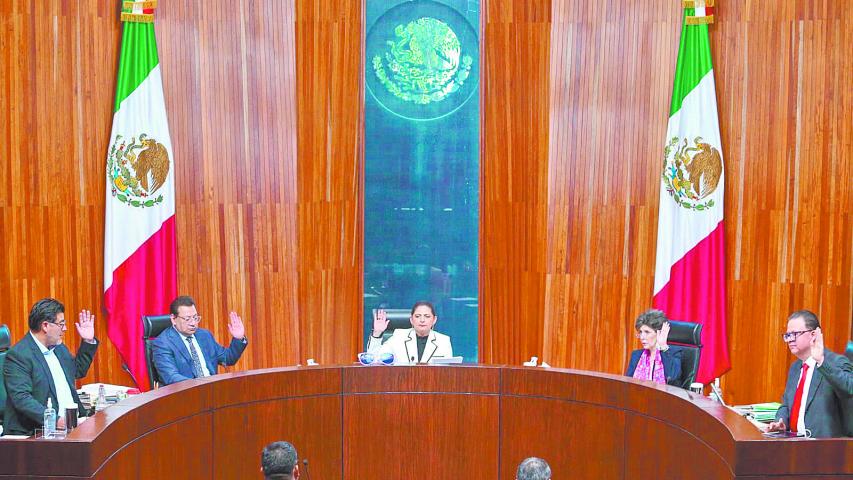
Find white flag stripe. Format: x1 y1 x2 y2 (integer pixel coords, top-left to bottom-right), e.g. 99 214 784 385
653 71 724 294
103 65 175 290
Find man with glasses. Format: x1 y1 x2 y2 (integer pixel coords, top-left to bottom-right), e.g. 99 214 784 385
151 295 248 386
766 310 853 438
2 298 98 436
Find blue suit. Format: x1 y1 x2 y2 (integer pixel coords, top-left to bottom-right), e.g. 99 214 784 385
151 326 247 386
626 346 684 387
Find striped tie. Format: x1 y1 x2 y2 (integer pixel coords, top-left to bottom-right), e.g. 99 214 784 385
185 336 204 379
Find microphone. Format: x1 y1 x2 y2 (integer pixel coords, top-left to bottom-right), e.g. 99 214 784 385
410 356 416 363
302 458 311 480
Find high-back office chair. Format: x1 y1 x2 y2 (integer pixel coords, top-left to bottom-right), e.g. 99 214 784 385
0 324 12 425
142 315 172 388
370 309 412 342
666 320 703 389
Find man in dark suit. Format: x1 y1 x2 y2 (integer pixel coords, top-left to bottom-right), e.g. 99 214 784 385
2 298 98 436
152 295 248 386
767 310 853 438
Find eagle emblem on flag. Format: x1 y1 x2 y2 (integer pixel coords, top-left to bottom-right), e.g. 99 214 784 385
107 133 169 208
662 136 722 211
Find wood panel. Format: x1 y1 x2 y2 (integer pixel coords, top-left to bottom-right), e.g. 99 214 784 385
295 0 364 365
0 0 364 386
3 366 846 478
1 0 850 407
481 0 853 404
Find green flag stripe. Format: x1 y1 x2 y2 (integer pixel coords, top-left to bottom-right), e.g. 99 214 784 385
113 22 160 112
669 8 714 116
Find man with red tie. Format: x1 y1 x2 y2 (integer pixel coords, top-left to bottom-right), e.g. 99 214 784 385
767 310 853 438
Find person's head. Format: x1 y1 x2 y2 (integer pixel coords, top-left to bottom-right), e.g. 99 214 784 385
28 298 67 347
261 441 299 479
634 309 668 351
784 310 820 360
516 457 552 480
410 301 437 337
170 295 201 336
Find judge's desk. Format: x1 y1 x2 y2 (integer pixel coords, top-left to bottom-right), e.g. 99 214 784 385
0 365 849 479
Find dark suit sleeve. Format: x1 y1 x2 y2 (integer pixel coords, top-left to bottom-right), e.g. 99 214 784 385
626 350 641 377
152 337 192 385
73 340 99 379
775 362 798 425
662 346 683 387
816 353 853 397
213 337 247 367
3 347 46 425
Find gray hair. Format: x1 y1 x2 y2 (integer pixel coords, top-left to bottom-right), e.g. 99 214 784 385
634 308 668 332
516 457 552 480
261 441 297 479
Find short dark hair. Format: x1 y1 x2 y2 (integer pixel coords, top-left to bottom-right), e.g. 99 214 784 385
261 441 297 479
28 298 65 331
788 310 820 330
170 296 196 316
517 457 552 480
634 309 668 332
411 301 436 316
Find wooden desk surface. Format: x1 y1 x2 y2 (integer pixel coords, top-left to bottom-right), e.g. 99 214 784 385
0 365 849 479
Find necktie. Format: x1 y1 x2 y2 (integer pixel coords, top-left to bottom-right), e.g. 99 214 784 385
788 363 810 432
186 336 204 379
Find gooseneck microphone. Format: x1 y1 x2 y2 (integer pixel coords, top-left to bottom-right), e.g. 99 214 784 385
302 458 311 480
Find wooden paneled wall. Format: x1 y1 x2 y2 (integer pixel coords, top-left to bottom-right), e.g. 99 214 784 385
1 0 850 405
0 0 363 386
481 0 853 404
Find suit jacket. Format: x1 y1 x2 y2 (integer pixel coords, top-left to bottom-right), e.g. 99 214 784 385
151 327 247 386
625 346 684 387
774 350 853 438
2 334 98 436
367 328 453 365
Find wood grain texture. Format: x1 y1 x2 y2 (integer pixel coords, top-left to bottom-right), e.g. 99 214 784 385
481 0 853 404
0 0 850 407
0 0 363 386
2 366 847 478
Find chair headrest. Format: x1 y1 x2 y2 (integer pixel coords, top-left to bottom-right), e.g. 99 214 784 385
0 324 10 350
667 320 703 347
142 315 173 339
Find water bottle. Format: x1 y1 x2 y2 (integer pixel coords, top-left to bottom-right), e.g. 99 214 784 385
43 398 56 438
95 384 107 412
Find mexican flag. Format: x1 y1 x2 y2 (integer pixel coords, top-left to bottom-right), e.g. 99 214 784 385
653 2 729 384
104 2 176 391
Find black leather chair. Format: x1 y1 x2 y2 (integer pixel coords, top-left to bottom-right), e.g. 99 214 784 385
0 324 12 425
142 315 172 388
667 320 703 389
370 309 412 342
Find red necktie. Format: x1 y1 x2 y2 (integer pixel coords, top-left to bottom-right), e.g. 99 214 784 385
788 363 810 432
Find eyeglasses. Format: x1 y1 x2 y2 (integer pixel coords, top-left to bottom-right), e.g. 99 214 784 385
358 352 394 366
176 315 202 324
781 330 813 342
46 321 67 329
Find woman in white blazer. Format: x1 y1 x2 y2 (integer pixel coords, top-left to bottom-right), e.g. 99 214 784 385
367 301 453 364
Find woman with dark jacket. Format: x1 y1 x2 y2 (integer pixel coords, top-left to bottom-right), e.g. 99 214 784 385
626 309 683 387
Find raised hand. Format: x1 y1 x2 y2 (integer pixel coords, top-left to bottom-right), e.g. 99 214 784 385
76 310 95 342
372 309 389 337
227 311 245 340
657 321 670 350
811 327 825 365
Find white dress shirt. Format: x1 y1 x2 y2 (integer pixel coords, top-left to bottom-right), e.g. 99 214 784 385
176 328 210 377
794 356 817 434
30 332 76 413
